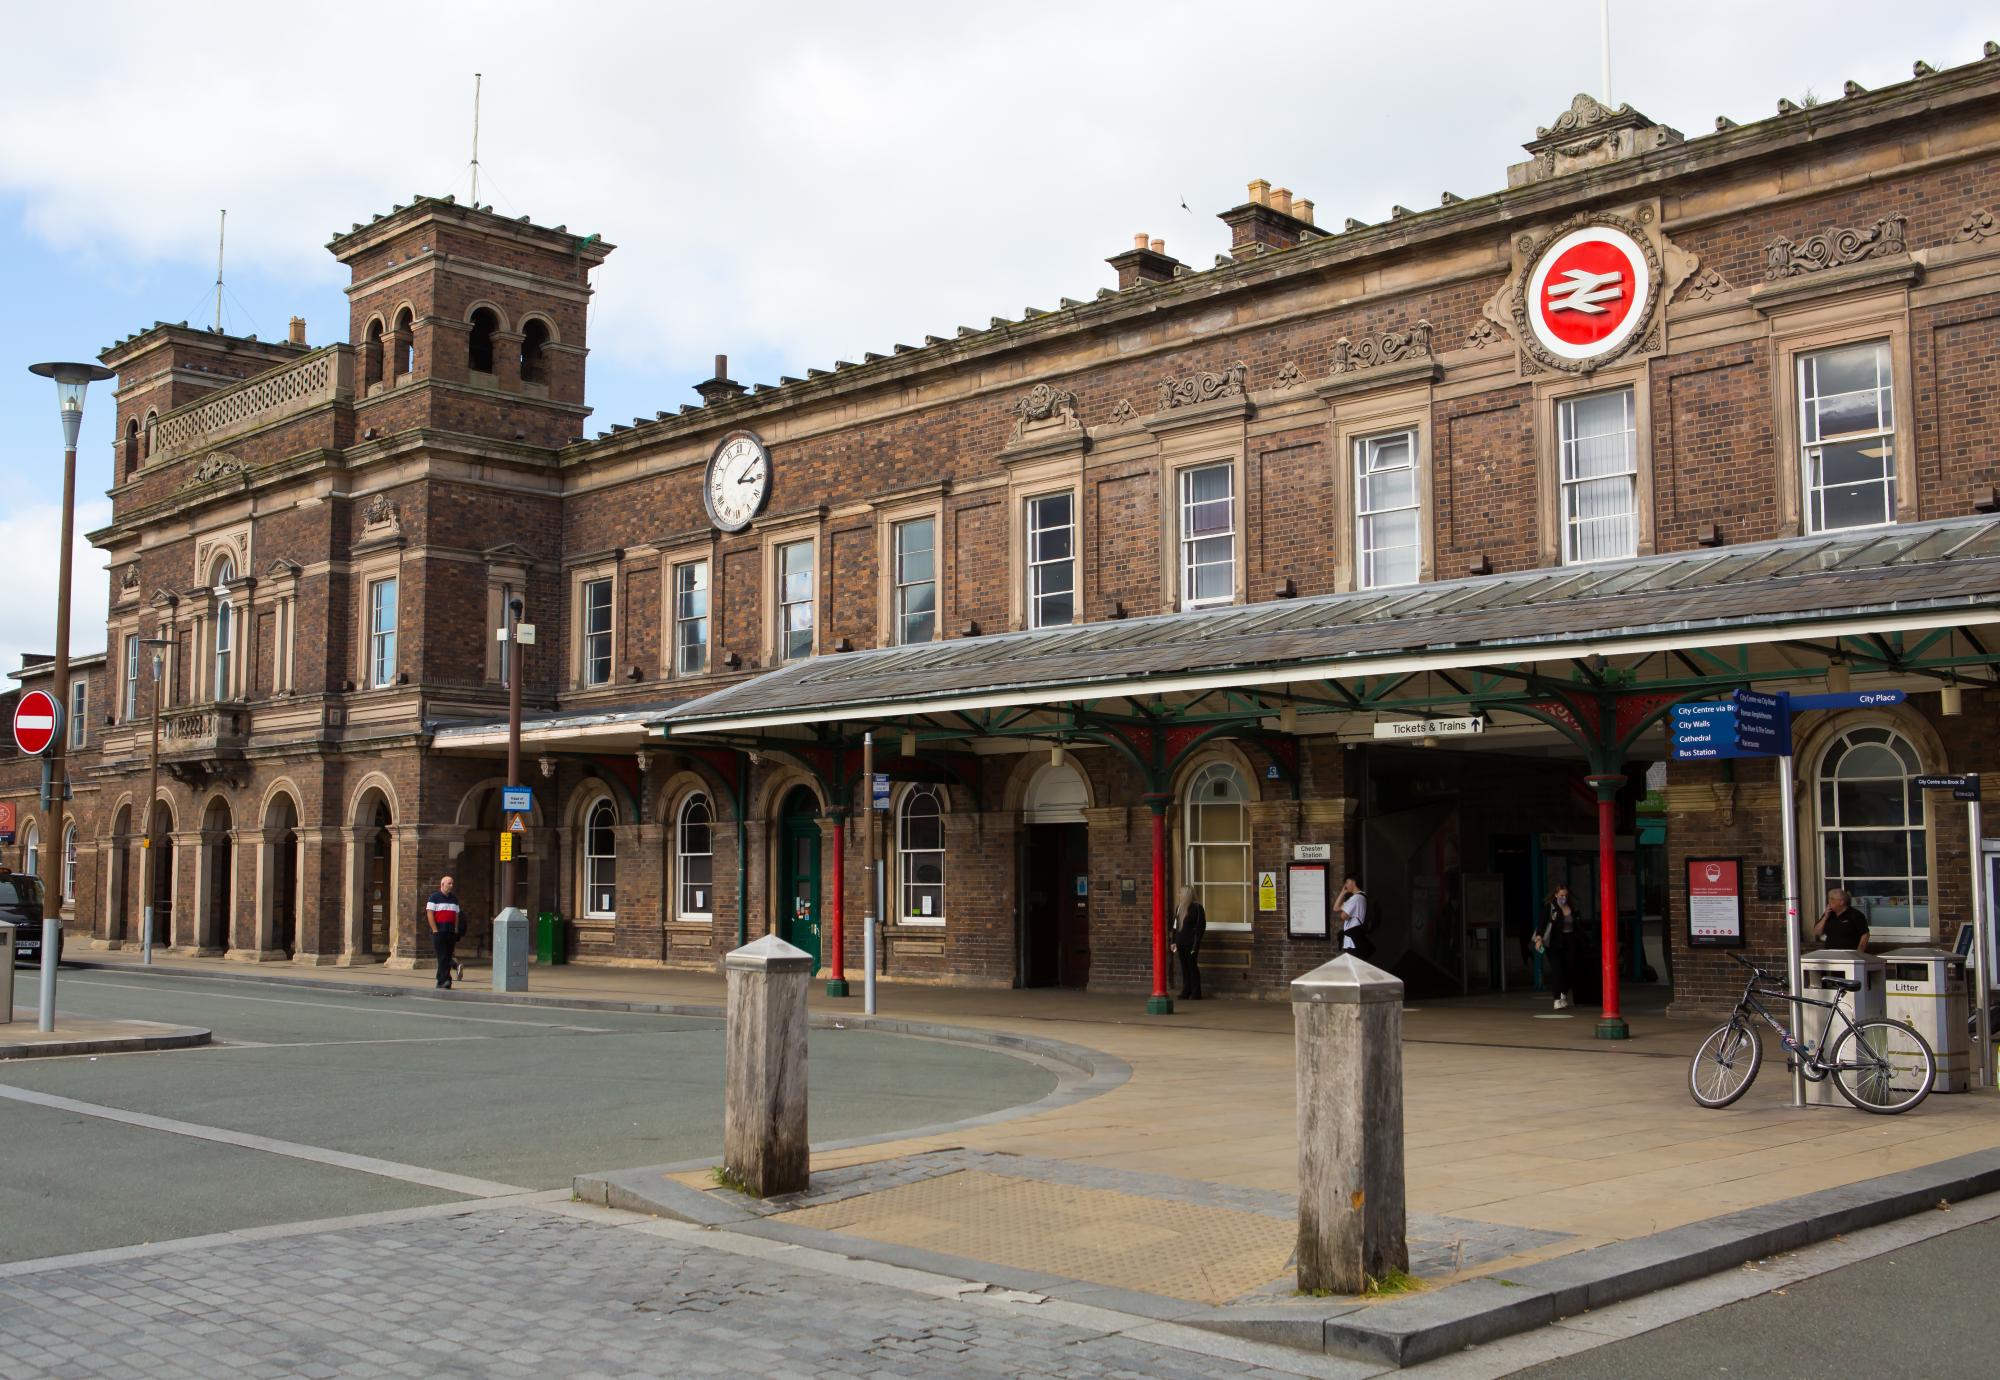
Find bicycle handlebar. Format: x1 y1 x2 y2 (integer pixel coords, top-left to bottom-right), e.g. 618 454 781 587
1728 951 1781 984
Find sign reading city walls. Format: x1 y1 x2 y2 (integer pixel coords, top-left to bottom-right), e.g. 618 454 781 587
1481 202 1699 378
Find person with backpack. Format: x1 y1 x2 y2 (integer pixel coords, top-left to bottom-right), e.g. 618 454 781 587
1338 875 1373 960
426 875 464 989
1534 883 1577 1010
1172 884 1206 1000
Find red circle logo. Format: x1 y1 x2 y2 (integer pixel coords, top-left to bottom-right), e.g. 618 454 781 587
1526 225 1652 362
13 689 58 756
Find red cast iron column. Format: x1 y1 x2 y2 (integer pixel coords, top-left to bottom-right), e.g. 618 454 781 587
1145 794 1173 1016
1587 774 1629 1039
827 812 847 997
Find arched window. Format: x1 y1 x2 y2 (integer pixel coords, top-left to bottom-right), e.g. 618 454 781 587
582 798 617 918
392 308 414 378
468 307 499 374
143 411 157 459
22 821 38 879
1184 761 1250 927
364 319 385 389
898 786 945 922
1816 726 1928 932
520 319 551 385
676 792 714 921
62 823 76 903
123 419 140 476
212 556 236 700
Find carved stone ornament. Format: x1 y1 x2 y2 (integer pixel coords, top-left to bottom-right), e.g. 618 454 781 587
1009 382 1080 440
1954 209 2000 243
1109 398 1138 425
1275 362 1303 389
1763 215 1907 280
119 565 140 592
1157 360 1248 412
1330 321 1433 375
179 452 244 489
1465 318 1505 349
1681 267 1731 302
1508 94 1684 189
1501 210 1669 377
362 494 400 528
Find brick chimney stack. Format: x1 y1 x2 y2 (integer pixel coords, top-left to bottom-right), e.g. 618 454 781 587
695 352 748 406
1219 179 1327 255
288 316 307 345
1106 232 1182 290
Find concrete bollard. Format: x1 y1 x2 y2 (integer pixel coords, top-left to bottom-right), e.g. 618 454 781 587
723 933 813 1197
491 908 529 993
0 920 14 1024
1293 953 1408 1295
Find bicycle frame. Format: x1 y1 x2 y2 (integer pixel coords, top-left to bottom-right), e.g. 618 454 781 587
1729 969 1865 1074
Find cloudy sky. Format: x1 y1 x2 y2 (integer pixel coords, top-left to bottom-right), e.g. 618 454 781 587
0 1 1987 667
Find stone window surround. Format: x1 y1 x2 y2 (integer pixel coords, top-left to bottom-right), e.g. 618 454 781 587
1762 289 1916 536
349 544 405 693
890 780 947 928
657 538 717 679
758 512 822 666
567 556 621 690
261 561 301 697
1533 360 1657 569
661 773 716 926
1165 455 1245 611
873 493 945 649
1328 382 1437 593
1003 449 1085 632
578 792 619 921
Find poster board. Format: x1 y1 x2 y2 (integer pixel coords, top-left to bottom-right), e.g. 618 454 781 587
1288 863 1329 939
1686 856 1745 948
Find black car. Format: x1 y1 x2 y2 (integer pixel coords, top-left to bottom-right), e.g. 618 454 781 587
2 870 60 967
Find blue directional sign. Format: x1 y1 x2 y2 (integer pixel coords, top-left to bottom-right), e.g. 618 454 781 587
1669 701 1743 760
1732 688 1793 757
1784 689 1906 713
501 786 533 814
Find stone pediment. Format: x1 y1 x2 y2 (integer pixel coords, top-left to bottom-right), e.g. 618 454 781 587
1508 94 1684 188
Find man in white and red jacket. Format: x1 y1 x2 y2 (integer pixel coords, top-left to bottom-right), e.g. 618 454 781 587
426 876 463 989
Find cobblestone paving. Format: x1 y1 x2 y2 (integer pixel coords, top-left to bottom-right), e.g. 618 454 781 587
0 1206 1321 1379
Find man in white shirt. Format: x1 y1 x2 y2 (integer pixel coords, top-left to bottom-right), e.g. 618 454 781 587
1338 876 1368 957
426 875 463 988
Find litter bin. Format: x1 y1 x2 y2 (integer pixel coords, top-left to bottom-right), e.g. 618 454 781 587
535 911 567 966
1799 949 1885 1107
1883 948 1970 1093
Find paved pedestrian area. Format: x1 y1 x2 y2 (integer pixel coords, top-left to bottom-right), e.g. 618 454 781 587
0 1202 1337 1379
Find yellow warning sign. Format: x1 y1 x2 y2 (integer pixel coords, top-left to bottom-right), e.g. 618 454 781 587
499 831 514 862
508 813 527 833
1257 871 1278 912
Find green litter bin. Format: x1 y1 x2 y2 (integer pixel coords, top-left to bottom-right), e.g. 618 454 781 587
535 912 567 965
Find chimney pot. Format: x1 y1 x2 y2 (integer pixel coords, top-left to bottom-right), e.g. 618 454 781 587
1271 187 1293 216
1294 199 1315 226
1248 179 1271 206
714 353 728 378
288 316 306 345
1134 232 1149 249
1150 238 1166 255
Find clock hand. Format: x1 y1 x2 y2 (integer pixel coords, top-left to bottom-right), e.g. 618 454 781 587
737 464 760 484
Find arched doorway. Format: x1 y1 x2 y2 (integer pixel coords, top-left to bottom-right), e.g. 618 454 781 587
1022 761 1090 988
365 797 393 956
777 787 821 972
145 798 174 950
265 793 300 958
200 797 234 952
107 804 133 945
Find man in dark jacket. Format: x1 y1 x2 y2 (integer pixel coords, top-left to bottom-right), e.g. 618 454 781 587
1172 885 1206 1000
427 875 463 989
1814 888 1871 951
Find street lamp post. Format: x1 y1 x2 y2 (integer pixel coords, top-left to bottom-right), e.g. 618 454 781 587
503 597 524 914
27 361 115 1033
138 637 174 964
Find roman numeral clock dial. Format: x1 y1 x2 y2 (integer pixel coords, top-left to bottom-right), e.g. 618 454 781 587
703 431 771 533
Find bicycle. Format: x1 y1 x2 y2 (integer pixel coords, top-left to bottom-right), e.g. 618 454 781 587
1689 951 1936 1114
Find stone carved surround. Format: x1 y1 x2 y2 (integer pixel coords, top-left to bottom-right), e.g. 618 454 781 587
1330 321 1433 375
1763 215 1908 279
1491 206 1691 378
1953 209 1999 243
1009 383 1080 440
1157 361 1248 412
179 453 246 490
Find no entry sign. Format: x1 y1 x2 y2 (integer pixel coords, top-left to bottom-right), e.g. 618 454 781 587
12 689 59 756
1526 224 1652 363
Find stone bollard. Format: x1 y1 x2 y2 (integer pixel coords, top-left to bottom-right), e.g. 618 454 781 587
723 934 813 1197
491 908 529 993
1293 953 1408 1295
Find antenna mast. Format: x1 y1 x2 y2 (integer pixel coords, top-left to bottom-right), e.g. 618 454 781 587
1600 0 1612 105
470 73 483 207
214 210 227 333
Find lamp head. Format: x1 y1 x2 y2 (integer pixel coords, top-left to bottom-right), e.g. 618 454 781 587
30 361 117 449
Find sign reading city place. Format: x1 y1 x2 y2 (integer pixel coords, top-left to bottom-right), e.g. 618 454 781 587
12 689 58 757
1372 716 1485 740
1526 224 1653 364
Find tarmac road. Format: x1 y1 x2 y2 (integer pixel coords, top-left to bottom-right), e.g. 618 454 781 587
0 967 1057 1263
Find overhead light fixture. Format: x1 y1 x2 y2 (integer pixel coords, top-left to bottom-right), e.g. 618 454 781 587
1050 743 1065 768
1280 703 1298 734
1826 658 1851 693
900 730 917 757
1942 682 1963 716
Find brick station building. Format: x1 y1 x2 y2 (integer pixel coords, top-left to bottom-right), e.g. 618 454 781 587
10 51 2000 1024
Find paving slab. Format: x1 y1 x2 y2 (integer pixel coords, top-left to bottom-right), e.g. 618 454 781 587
1 1007 209 1059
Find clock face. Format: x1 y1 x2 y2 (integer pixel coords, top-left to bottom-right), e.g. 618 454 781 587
704 432 770 533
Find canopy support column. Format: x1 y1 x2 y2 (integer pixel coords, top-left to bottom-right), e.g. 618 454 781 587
1145 793 1173 1016
827 810 848 997
1587 773 1629 1039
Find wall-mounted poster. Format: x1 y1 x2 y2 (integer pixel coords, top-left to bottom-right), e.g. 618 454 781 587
1288 863 1329 939
1687 856 1744 948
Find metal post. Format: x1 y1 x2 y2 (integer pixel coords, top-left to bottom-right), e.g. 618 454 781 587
1146 796 1172 1016
1778 753 1805 1106
502 597 523 918
1969 779 1991 1090
143 646 162 964
861 732 877 1014
37 437 80 1033
827 812 848 997
1588 774 1628 1039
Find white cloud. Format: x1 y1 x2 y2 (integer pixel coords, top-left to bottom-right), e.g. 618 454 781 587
0 500 111 671
0 2 1988 387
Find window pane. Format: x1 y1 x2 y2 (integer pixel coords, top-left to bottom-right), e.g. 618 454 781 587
1816 468 1894 531
1810 343 1884 402
1038 589 1074 626
1184 464 1231 506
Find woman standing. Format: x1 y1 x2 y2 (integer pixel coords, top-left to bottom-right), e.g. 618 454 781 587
1535 884 1577 1011
1172 885 1206 1001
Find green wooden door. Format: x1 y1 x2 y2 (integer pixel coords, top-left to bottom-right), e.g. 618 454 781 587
779 789 822 972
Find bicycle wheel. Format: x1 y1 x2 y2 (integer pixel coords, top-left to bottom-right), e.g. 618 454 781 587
1830 1018 1934 1115
1690 1019 1762 1108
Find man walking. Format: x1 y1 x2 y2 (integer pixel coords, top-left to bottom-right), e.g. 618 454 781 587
427 875 463 989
